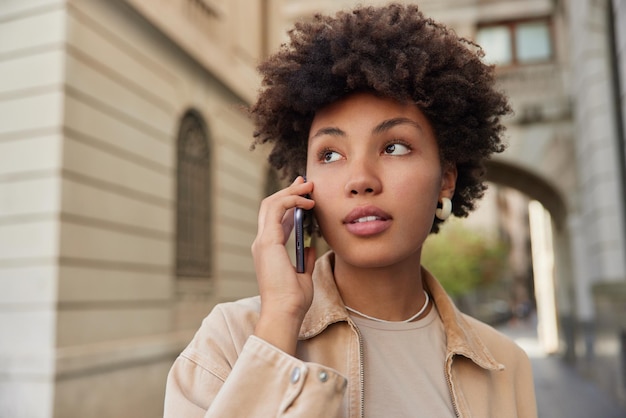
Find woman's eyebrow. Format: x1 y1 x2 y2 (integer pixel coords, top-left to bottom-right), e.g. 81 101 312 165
373 117 423 135
309 126 345 140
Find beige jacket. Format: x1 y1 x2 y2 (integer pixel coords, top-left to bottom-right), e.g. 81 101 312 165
164 252 537 418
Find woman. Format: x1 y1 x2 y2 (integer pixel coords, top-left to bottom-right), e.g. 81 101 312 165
164 4 537 417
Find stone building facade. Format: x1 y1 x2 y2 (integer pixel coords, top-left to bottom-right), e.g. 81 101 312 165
1 0 266 416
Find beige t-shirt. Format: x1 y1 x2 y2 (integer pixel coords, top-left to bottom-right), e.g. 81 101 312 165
349 304 456 418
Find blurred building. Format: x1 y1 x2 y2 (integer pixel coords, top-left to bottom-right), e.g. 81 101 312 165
0 0 625 416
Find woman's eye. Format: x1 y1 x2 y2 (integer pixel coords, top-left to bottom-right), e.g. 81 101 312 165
384 143 411 155
321 150 342 163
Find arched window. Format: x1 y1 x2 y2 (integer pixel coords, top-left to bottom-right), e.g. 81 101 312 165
176 110 212 279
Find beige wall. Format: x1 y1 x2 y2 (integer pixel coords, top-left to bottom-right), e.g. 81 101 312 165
1 0 266 416
0 1 65 416
123 0 262 103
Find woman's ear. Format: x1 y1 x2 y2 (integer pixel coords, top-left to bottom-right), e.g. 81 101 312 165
440 163 457 198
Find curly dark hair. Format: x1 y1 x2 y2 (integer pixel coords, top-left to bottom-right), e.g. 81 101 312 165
250 3 510 232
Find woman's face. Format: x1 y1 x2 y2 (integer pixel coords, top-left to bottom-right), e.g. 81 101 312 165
305 92 456 269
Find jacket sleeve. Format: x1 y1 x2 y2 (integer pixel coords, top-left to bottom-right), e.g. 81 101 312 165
163 304 347 418
514 349 538 418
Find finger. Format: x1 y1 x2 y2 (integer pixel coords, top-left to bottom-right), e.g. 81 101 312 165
285 176 314 199
258 178 314 222
255 178 315 250
282 207 295 242
260 193 315 232
275 176 312 198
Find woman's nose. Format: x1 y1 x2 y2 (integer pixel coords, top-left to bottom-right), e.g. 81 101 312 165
344 159 382 196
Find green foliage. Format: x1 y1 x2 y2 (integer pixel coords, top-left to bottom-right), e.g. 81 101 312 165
422 221 509 297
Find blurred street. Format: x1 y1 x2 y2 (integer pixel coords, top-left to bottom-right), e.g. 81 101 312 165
499 318 626 418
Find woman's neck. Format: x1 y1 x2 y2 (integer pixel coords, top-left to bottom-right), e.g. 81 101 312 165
333 255 427 322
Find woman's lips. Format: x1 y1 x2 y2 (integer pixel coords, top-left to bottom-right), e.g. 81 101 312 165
343 206 392 236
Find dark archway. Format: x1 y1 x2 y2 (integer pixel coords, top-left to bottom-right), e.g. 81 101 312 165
485 159 575 358
486 160 567 230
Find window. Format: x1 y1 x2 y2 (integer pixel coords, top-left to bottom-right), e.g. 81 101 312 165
176 110 212 279
476 18 553 66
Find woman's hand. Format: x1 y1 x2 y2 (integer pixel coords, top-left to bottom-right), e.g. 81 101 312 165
251 176 316 355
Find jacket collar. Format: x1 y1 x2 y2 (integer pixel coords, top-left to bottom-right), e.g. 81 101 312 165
300 251 503 371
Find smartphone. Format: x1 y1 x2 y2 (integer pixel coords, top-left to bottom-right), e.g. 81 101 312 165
294 207 306 273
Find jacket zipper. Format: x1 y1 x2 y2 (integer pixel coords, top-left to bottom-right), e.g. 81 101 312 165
348 319 366 418
445 354 461 418
358 328 365 418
